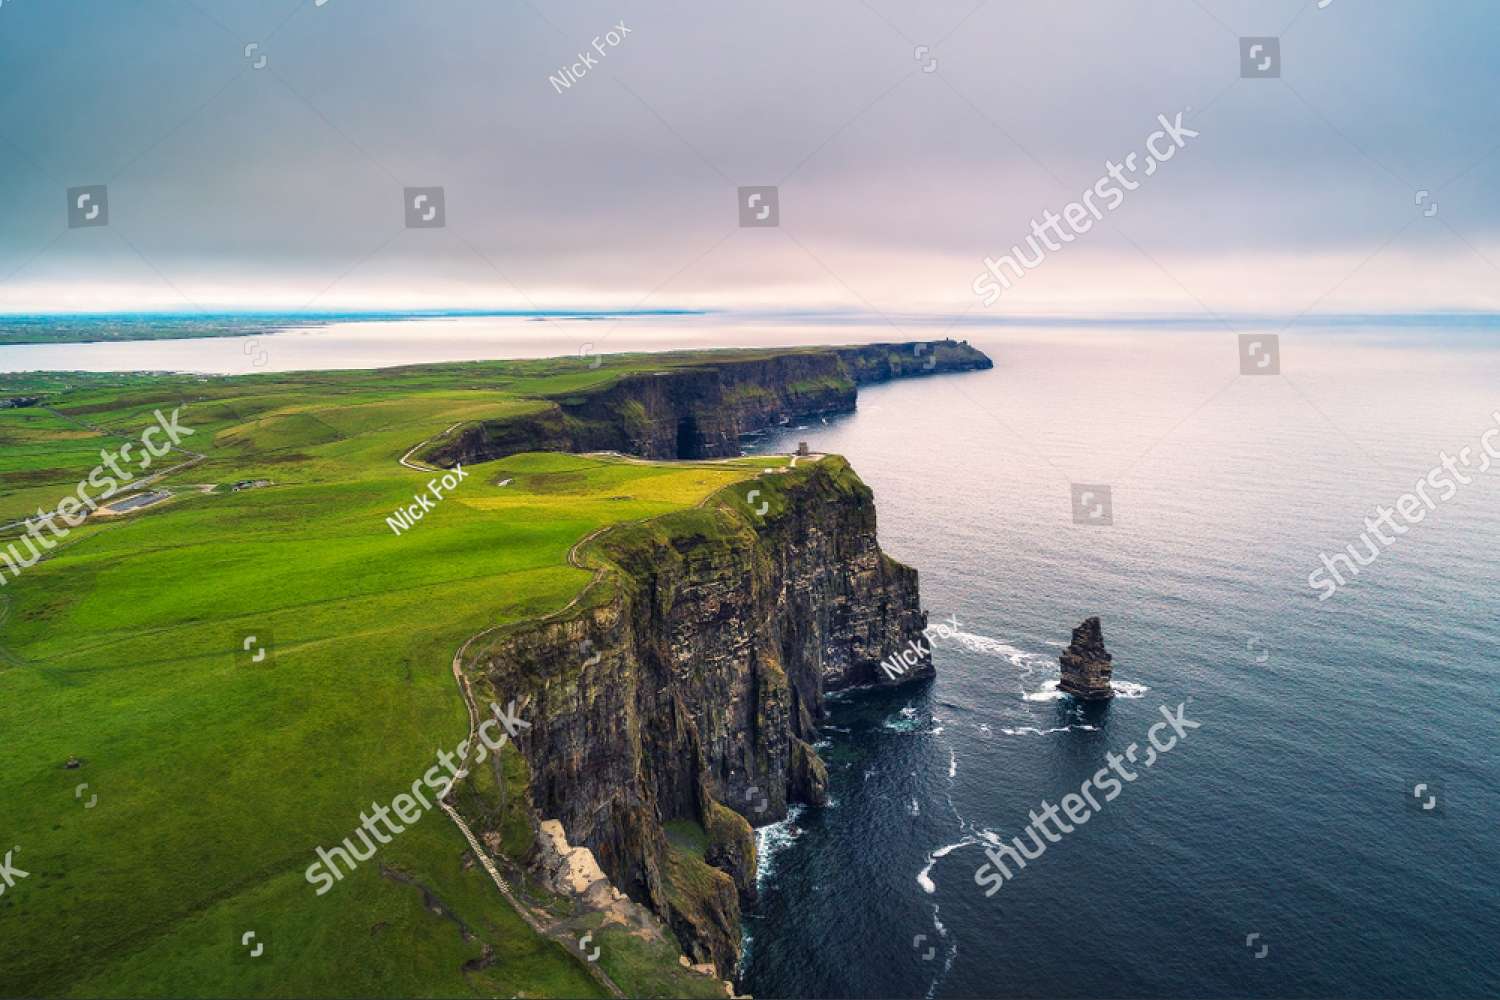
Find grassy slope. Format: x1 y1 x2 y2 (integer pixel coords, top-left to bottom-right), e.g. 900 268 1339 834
0 356 795 998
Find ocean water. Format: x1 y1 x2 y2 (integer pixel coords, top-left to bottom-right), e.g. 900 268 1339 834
740 327 1500 999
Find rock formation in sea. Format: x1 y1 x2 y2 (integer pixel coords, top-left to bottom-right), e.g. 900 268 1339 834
1058 616 1114 700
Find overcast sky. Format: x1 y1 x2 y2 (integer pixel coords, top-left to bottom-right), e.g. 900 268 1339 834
1 0 1497 317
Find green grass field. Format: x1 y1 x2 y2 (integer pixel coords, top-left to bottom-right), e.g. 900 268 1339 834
0 356 792 998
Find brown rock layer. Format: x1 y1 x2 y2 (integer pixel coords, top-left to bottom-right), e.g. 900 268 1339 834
1058 616 1114 700
424 341 992 467
464 457 930 977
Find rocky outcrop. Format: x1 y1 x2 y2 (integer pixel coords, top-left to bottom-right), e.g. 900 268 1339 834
423 341 991 467
461 457 930 978
1058 617 1114 700
0 396 40 409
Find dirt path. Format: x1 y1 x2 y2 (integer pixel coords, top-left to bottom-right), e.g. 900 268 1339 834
400 422 464 471
437 623 626 998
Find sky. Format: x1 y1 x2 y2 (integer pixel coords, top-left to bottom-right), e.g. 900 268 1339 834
1 0 1498 319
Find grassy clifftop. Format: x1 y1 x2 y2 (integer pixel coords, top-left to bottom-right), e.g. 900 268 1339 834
0 352 816 998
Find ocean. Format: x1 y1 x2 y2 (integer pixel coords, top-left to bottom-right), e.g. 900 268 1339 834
739 326 1500 998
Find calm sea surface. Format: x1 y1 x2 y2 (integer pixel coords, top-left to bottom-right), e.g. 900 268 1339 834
739 326 1500 999
5 319 1498 998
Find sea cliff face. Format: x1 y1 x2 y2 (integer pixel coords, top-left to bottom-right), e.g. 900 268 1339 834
425 340 991 466
463 458 931 977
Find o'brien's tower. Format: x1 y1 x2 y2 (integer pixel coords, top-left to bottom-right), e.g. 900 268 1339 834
1058 617 1114 700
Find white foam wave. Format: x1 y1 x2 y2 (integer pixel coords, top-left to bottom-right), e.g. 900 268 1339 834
882 702 938 734
753 805 805 887
931 837 977 859
946 630 1016 657
908 797 921 816
948 749 957 778
940 630 1060 682
917 858 937 893
918 838 981 895
1112 679 1150 698
1022 678 1066 701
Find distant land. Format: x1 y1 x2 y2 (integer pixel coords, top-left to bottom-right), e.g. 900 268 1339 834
0 310 706 346
5 309 1500 349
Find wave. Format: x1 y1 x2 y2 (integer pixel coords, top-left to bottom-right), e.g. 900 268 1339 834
946 631 1147 706
1022 678 1066 702
1022 676 1147 703
882 703 938 734
1000 724 1098 736
948 749 957 778
753 804 805 887
908 797 921 816
947 631 1054 677
917 858 937 894
932 837 978 858
945 629 1017 656
926 902 956 1000
918 838 980 895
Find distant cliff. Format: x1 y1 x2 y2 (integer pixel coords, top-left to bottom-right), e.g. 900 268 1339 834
423 340 991 466
458 458 933 978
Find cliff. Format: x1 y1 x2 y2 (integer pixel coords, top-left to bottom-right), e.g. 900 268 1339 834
458 457 932 978
424 340 991 466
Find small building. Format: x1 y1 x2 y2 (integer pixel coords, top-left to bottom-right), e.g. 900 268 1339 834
796 441 810 456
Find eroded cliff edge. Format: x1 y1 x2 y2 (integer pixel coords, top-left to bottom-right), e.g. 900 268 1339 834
460 457 932 978
423 339 991 466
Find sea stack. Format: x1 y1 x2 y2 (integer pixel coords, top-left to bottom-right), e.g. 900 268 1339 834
1058 617 1114 701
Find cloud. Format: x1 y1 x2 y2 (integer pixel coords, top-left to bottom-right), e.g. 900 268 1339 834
0 0 1497 315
